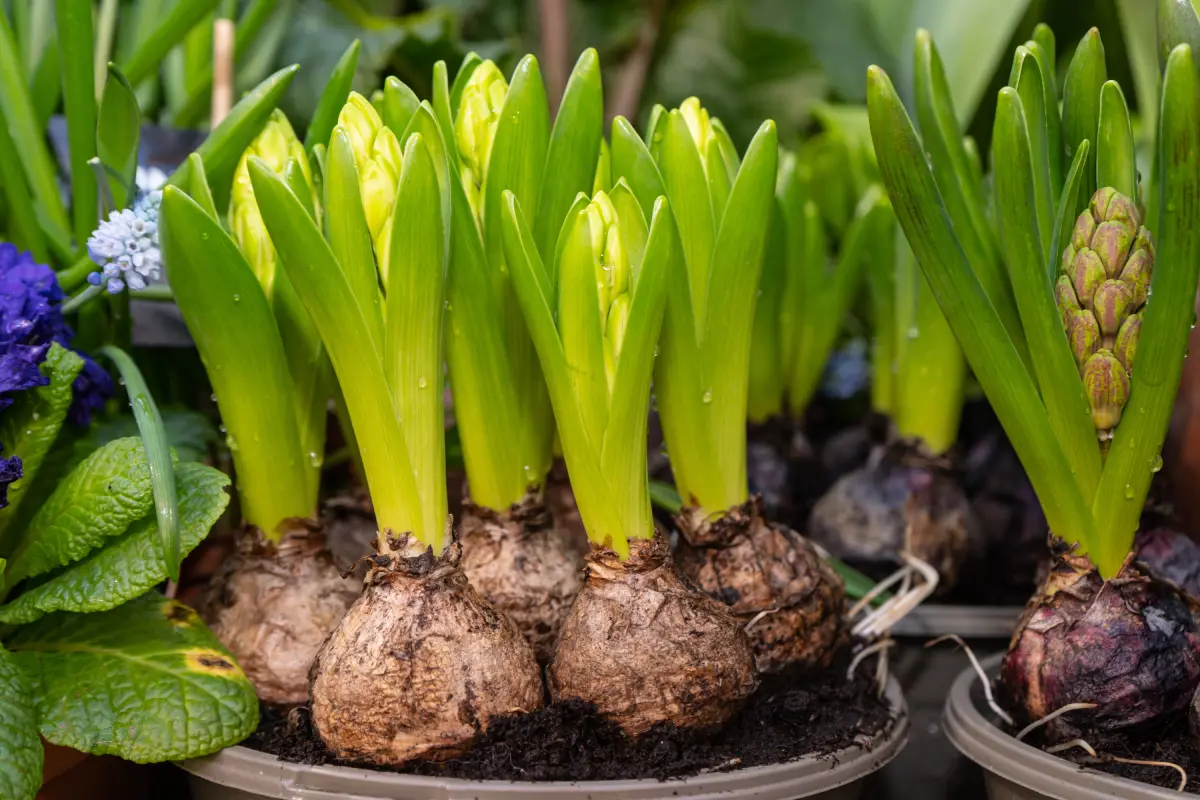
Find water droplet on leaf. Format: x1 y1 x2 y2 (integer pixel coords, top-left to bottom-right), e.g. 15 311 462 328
1124 484 1134 499
418 377 428 388
1151 455 1163 473
701 389 713 404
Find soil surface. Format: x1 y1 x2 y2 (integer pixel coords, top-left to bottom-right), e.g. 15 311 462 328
247 661 894 781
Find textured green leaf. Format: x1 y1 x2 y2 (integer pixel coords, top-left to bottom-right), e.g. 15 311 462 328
160 186 312 535
0 463 229 625
6 438 164 587
8 592 258 761
0 646 40 800
97 65 141 211
305 39 360 152
0 346 83 547
77 409 218 465
1092 45 1200 576
169 64 300 215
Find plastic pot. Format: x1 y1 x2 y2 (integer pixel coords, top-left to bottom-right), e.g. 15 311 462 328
892 604 1022 638
178 675 907 800
943 653 1185 799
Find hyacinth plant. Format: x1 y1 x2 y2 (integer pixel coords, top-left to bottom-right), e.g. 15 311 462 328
156 45 365 705
0 247 256 800
869 21 1200 741
605 98 851 674
436 52 604 659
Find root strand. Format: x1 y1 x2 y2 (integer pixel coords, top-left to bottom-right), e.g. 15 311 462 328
1015 703 1098 742
925 633 1013 726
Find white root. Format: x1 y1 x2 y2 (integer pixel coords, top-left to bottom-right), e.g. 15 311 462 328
853 553 938 639
743 607 780 633
848 562 911 619
1045 740 1188 792
1015 703 1098 742
926 634 1014 726
847 638 894 681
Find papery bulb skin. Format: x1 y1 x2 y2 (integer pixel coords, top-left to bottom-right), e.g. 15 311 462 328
1000 540 1200 742
460 493 586 661
676 497 846 673
204 520 358 705
310 539 543 764
548 531 757 736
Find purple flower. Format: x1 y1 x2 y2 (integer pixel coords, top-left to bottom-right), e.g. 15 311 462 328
0 245 113 425
0 445 20 509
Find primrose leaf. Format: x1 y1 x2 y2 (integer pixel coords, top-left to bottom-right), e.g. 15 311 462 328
0 345 84 543
8 592 258 761
0 463 229 625
0 646 40 800
6 438 165 586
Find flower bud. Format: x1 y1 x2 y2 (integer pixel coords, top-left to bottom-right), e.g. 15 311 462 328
604 294 630 394
1092 279 1133 339
1069 249 1106 309
679 97 714 153
1119 228 1154 306
360 127 404 241
1083 350 1131 433
1114 313 1141 371
586 191 630 326
455 61 507 184
1091 186 1140 230
1065 309 1101 366
338 92 385 171
1091 220 1134 277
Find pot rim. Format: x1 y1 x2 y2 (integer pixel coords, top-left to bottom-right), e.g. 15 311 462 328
178 674 908 799
943 652 1187 799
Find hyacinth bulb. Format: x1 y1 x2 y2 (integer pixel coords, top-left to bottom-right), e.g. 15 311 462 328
1055 187 1154 440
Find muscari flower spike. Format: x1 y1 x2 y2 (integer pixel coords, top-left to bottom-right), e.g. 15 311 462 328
86 188 164 295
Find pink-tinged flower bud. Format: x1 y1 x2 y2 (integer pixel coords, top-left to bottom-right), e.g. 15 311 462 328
1090 220 1134 278
1114 313 1141 371
1090 186 1140 229
1092 279 1133 338
1083 350 1131 433
1070 249 1107 309
1065 309 1101 366
1071 210 1096 252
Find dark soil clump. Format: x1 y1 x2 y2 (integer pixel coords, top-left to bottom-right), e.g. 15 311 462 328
247 663 894 781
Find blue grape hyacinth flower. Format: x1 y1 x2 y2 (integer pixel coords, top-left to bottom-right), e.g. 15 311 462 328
86 188 164 294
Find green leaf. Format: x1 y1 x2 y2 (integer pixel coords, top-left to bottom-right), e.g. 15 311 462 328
0 97 46 262
500 191 625 552
992 89 1102 504
1091 45 1200 576
431 61 455 159
99 347 181 582
0 463 228 625
1096 81 1138 201
0 646 40 800
648 478 683 515
658 110 715 324
247 159 421 546
449 52 484 118
610 116 667 226
1011 48 1054 263
0 346 82 549
119 0 220 87
383 134 448 551
913 31 1027 368
399 104 453 263
183 153 218 219
702 121 778 510
304 39 359 152
5 438 163 587
1062 28 1107 202
601 195 676 544
0 11 69 249
534 48 603 262
169 64 300 216
96 65 141 211
324 128 384 355
867 65 1093 551
1050 141 1091 283
1026 30 1062 192
556 205 609 450
748 197 788 423
54 0 98 254
8 592 258 761
160 187 312 535
28 36 61 133
380 76 420 144
77 408 218 465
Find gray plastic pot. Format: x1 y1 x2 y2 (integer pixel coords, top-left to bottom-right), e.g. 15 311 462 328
944 653 1185 799
179 675 907 800
892 604 1022 638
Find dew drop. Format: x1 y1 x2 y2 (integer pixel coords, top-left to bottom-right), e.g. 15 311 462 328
418 377 428 389
308 450 323 467
210 393 218 403
30 412 39 421
24 429 31 436
225 433 239 451
1151 454 1164 473
701 389 713 404
219 424 227 434
232 293 241 303
1124 484 1134 499
907 326 919 339
118 376 126 386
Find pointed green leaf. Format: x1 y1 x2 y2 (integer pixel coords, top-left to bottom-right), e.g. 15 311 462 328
867 65 1093 550
658 110 715 324
1050 141 1091 282
97 65 141 211
247 161 421 545
610 116 666 223
55 0 98 252
169 64 299 215
384 135 448 550
0 463 229 625
1096 81 1138 201
160 187 311 534
1062 29 1106 202
0 101 46 261
119 0 220 86
381 76 421 145
431 60 456 159
400 104 453 259
993 89 1102 504
702 121 777 507
9 592 258 761
305 40 360 151
1027 31 1062 191
450 52 484 117
555 206 609 450
1011 48 1054 262
535 48 604 262
1092 45 1200 576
